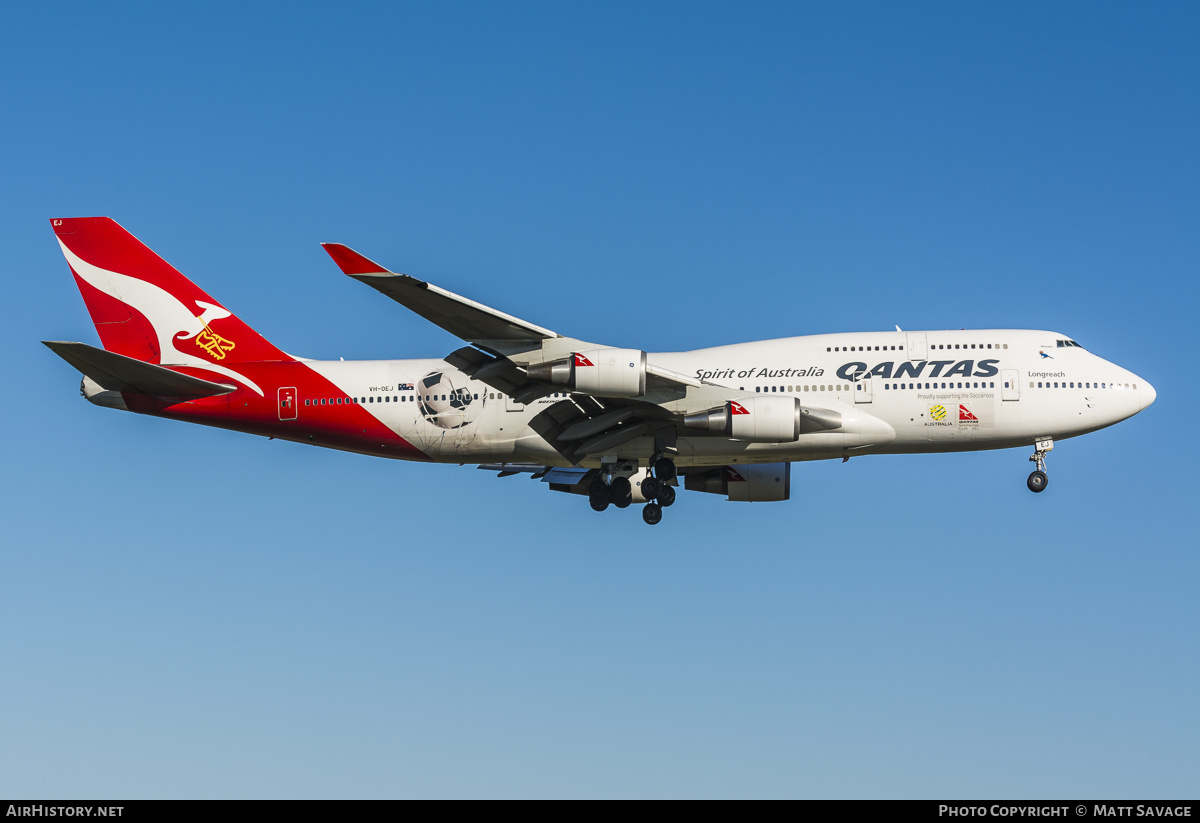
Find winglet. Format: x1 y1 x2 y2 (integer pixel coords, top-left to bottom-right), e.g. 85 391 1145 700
321 243 390 275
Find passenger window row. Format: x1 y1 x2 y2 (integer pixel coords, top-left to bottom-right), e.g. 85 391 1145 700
826 343 1009 352
303 392 484 407
750 382 996 393
883 382 994 390
1031 381 1134 389
754 385 849 393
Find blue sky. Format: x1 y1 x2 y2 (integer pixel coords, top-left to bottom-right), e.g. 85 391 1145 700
2 1 1197 798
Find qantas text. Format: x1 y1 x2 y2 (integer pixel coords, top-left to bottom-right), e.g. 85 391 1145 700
836 359 1000 382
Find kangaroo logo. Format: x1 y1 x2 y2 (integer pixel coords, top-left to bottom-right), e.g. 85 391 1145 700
182 301 236 361
57 240 262 395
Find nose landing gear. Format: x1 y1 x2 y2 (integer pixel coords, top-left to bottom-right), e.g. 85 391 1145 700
1027 438 1053 493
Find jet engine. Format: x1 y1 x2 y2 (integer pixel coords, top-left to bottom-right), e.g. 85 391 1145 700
526 349 647 397
684 463 791 502
683 396 842 442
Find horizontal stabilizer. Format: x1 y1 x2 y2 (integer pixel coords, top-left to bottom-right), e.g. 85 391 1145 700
321 243 558 344
43 341 236 398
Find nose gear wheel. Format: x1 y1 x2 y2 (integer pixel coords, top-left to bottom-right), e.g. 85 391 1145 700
1027 438 1053 493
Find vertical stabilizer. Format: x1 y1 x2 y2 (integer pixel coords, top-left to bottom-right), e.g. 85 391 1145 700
51 217 289 370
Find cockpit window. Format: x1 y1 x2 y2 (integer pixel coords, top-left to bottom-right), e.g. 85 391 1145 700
1056 339 1085 349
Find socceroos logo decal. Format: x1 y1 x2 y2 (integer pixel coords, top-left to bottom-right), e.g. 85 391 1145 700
926 403 986 429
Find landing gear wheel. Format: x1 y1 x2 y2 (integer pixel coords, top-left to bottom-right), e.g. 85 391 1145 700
641 476 661 500
656 485 676 507
1027 470 1048 493
613 491 632 509
610 475 631 498
587 479 608 501
654 457 677 481
642 503 663 525
589 497 610 512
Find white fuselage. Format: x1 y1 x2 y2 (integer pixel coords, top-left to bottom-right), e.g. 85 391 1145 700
296 329 1155 468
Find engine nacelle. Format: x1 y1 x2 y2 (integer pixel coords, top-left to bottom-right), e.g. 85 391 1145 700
526 348 647 397
683 395 801 442
684 463 791 502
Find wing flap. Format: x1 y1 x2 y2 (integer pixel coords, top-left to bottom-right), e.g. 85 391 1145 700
478 464 595 495
43 341 236 398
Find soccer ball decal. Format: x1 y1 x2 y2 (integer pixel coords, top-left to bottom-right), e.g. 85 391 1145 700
417 371 483 429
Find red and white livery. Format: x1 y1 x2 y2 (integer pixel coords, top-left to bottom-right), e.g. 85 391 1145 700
46 218 1156 525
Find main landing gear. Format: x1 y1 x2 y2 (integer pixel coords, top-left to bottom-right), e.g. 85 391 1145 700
1027 438 1053 493
588 474 633 511
640 456 676 526
588 457 678 525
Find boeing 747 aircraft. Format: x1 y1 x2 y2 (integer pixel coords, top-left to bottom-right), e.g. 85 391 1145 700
45 218 1156 525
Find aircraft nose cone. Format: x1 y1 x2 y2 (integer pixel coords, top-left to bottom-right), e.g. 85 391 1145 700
1140 378 1156 411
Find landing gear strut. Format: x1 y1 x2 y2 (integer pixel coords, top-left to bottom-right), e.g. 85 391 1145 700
649 455 677 508
1027 438 1053 493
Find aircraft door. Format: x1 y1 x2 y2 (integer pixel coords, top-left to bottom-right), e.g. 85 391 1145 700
1001 370 1020 401
278 387 298 420
906 332 928 362
855 376 874 404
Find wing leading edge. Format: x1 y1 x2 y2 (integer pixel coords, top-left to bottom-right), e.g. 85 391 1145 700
321 243 558 346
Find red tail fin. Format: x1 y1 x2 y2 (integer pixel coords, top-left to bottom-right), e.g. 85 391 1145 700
51 217 288 368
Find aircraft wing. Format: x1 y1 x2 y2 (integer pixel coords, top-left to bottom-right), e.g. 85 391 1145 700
321 244 769 444
323 243 702 400
322 244 558 345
